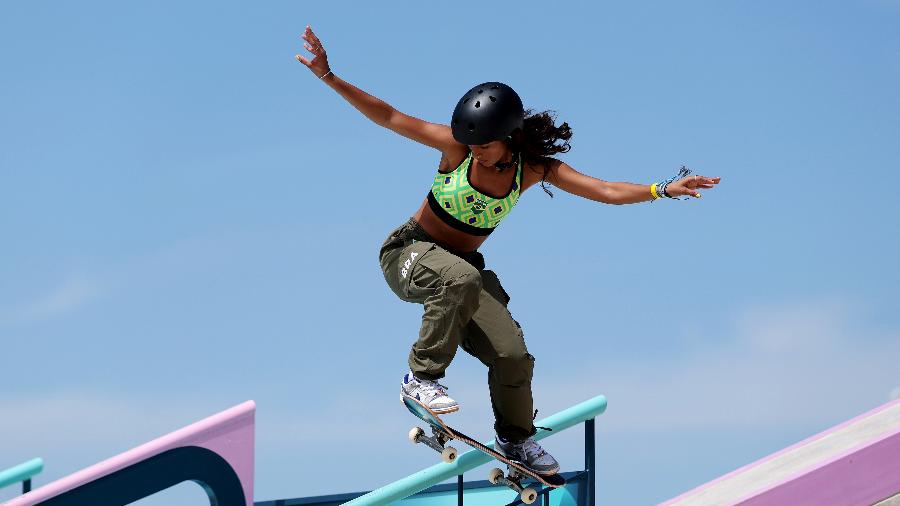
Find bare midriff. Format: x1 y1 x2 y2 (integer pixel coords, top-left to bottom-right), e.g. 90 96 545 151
412 199 488 253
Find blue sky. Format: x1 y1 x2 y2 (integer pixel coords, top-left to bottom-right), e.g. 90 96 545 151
1 1 899 504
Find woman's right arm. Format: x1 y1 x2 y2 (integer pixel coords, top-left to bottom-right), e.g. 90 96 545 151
297 26 457 152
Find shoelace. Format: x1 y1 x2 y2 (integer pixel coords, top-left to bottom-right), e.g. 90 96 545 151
419 379 450 398
520 439 547 459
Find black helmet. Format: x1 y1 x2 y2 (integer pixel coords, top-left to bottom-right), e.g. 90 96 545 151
451 82 524 145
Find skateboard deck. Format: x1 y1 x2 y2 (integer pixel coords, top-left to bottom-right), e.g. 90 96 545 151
402 394 565 502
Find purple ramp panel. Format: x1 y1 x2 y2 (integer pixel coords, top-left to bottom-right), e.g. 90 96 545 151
5 400 255 506
661 397 900 506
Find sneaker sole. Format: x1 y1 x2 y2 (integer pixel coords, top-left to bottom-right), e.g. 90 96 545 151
431 404 459 414
498 454 559 476
400 395 459 414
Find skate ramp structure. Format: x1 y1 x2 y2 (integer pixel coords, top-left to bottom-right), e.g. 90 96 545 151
3 401 255 506
661 397 900 506
5 395 900 505
1 396 604 506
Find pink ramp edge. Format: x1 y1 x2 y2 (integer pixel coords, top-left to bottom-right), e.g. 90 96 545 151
5 400 255 506
739 427 900 506
660 397 900 506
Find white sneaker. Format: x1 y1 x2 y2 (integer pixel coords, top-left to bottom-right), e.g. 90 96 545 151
401 372 459 414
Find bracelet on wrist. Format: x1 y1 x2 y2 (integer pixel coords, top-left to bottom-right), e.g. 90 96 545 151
660 180 672 198
319 70 333 80
652 165 692 202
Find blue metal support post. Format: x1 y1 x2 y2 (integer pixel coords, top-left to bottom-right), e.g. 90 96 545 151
586 418 595 506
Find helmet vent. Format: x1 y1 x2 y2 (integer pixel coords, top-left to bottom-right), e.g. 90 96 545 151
463 98 470 104
489 96 496 102
474 100 481 108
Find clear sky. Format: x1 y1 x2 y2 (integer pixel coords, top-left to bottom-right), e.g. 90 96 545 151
2 1 899 504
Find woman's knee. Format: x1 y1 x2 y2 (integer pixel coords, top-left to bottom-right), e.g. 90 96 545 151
492 352 535 386
446 264 483 301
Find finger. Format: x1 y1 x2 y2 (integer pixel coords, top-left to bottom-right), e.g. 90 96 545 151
303 37 324 55
307 27 321 45
296 54 311 66
672 185 697 197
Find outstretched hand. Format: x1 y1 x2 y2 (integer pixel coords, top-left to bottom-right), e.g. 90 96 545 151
665 174 721 199
296 25 331 79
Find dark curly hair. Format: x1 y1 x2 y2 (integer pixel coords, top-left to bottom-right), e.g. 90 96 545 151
506 109 573 197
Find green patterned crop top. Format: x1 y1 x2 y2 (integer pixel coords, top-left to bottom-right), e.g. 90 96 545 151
426 151 522 236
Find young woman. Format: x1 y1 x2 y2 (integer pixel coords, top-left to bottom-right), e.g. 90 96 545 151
297 25 720 475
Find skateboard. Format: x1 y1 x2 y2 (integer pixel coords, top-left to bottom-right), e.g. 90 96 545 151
402 394 565 505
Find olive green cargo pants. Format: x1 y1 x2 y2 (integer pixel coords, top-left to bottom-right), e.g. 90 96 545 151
380 219 536 442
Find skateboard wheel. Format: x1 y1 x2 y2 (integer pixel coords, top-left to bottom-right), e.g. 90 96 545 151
441 446 458 463
408 427 424 444
488 468 504 485
521 488 538 505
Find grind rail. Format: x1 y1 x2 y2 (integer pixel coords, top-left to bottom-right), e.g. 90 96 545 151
341 394 607 506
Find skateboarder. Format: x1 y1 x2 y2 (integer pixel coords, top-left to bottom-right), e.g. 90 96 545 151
297 25 719 476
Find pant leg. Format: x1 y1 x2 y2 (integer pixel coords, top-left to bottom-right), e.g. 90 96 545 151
380 238 483 381
460 269 536 442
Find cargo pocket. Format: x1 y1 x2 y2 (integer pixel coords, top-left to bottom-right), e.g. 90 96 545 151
396 241 438 303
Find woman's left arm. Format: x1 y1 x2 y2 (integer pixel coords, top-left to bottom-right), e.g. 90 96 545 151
545 159 720 205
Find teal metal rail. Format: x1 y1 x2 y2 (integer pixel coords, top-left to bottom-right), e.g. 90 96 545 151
344 395 607 506
0 458 44 494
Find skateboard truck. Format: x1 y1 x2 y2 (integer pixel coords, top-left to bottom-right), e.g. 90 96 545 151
408 426 458 463
488 467 539 504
